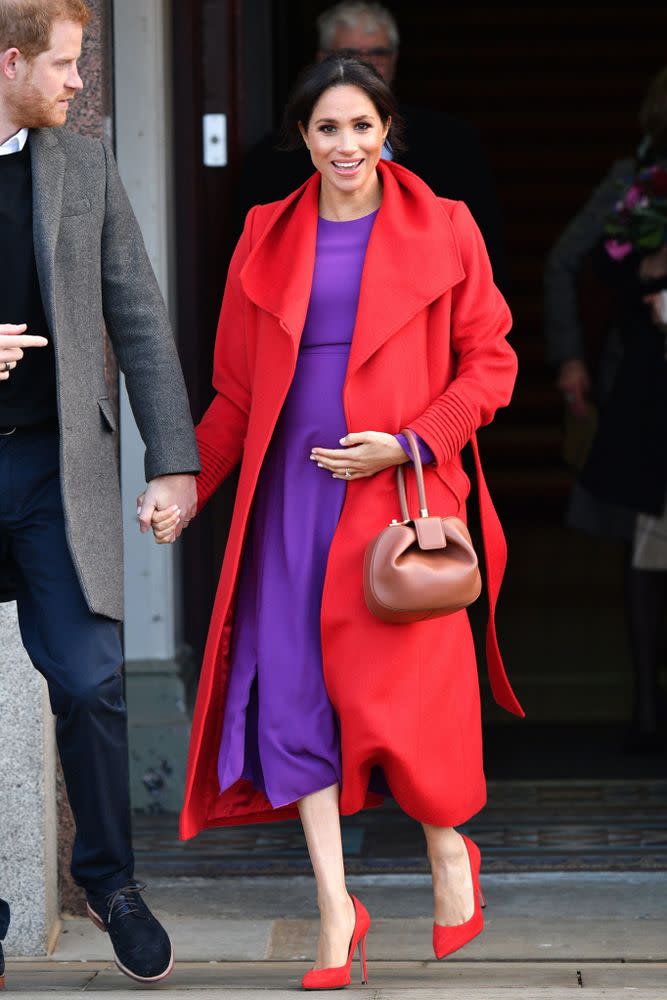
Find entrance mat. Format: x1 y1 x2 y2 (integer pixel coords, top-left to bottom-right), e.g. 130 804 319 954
133 778 667 876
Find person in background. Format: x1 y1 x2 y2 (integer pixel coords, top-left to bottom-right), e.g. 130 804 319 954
544 66 667 752
0 0 199 984
238 1 507 287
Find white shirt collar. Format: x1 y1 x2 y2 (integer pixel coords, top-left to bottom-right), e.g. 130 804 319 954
0 128 29 156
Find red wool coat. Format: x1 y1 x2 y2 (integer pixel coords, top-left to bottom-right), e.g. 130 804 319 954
180 160 523 841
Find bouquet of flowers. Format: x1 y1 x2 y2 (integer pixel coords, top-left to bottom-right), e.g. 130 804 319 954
604 162 667 261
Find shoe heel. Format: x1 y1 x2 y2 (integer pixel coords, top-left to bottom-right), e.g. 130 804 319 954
358 934 368 984
479 887 487 910
0 973 5 990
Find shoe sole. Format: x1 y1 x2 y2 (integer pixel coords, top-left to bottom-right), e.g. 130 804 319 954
86 903 174 984
302 986 347 992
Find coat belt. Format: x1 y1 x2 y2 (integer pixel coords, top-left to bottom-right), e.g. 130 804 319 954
470 433 525 718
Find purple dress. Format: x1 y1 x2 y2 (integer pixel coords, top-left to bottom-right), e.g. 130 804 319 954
217 209 433 809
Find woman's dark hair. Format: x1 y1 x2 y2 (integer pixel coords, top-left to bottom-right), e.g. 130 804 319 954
280 54 405 154
639 66 667 159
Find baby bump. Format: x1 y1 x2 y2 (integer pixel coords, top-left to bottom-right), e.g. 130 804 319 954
273 344 349 450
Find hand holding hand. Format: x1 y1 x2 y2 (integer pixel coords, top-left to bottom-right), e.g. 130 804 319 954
136 474 197 542
311 431 409 481
0 323 49 380
557 359 592 419
149 505 182 545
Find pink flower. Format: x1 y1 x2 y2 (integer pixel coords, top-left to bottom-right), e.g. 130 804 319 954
605 239 633 261
623 185 642 209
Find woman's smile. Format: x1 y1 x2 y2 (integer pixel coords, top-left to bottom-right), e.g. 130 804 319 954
331 157 364 176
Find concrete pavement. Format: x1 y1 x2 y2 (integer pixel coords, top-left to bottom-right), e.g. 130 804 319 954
5 872 667 996
5 961 667 997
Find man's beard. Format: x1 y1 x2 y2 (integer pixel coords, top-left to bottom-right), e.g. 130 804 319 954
6 78 73 129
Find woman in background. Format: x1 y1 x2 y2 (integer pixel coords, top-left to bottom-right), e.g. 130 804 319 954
545 66 667 750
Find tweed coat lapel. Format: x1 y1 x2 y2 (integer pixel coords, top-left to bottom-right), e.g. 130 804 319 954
30 128 65 340
240 160 466 380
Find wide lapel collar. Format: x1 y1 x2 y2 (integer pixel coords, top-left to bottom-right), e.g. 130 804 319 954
240 172 320 345
346 160 466 381
30 128 66 339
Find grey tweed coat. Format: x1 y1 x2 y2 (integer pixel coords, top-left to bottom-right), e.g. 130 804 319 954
0 127 200 621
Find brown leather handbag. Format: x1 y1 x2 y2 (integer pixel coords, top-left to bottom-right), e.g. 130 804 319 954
363 429 482 623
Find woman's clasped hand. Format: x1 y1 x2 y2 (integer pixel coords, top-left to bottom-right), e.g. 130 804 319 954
310 430 409 479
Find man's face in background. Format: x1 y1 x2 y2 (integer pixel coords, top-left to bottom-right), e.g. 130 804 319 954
319 19 397 85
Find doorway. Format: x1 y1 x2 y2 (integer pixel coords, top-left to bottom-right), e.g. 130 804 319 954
162 2 667 873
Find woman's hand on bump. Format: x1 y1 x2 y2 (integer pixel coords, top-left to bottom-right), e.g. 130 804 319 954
310 431 409 480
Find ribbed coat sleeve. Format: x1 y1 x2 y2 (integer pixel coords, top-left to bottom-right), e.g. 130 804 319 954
195 209 256 510
409 200 517 464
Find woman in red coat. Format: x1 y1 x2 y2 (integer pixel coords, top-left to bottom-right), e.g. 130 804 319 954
155 56 522 989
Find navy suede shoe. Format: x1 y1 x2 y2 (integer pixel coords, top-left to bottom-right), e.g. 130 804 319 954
86 881 173 984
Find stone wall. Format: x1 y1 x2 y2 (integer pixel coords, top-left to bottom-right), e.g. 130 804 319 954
0 608 58 956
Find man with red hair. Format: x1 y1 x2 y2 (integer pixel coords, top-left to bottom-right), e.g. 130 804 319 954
0 0 199 985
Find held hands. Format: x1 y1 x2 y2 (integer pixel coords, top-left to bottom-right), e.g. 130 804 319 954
137 474 198 545
0 323 49 379
311 431 409 481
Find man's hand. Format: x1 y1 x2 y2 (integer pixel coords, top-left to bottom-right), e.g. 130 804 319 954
639 245 667 282
137 474 197 542
557 359 592 419
643 290 667 330
0 323 49 380
311 431 409 481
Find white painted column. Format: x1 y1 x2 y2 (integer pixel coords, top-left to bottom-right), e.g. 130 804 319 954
113 0 190 810
113 0 177 661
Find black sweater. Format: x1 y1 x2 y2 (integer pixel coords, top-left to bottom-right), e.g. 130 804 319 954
0 138 56 426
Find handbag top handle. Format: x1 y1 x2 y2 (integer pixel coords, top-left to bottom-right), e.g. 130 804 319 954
396 428 430 521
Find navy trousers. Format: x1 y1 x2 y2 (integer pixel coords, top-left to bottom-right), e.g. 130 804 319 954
0 425 134 936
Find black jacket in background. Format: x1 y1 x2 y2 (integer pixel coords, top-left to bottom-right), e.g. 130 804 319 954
236 103 508 291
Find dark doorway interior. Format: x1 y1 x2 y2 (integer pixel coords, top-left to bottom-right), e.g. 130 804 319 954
170 4 667 796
